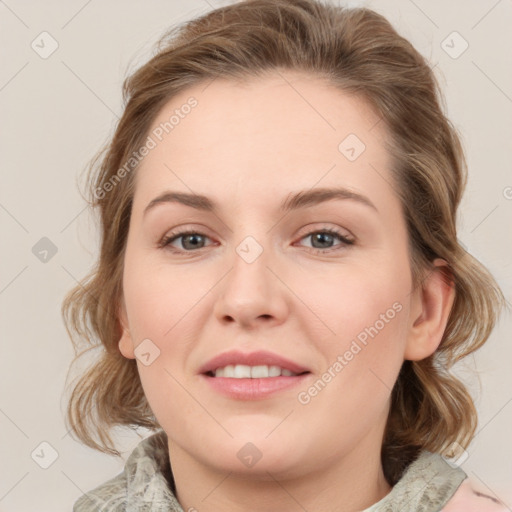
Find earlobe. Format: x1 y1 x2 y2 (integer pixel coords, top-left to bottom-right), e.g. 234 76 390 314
118 299 135 360
404 259 456 361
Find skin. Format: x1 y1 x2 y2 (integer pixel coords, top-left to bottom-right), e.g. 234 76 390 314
118 70 456 512
444 481 508 512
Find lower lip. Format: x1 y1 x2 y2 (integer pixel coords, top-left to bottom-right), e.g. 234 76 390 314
200 374 311 400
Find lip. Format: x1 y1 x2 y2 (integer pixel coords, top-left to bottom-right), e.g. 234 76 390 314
198 350 312 400
201 373 311 400
198 349 311 375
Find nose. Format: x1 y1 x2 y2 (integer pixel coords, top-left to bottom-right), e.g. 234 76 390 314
213 237 289 330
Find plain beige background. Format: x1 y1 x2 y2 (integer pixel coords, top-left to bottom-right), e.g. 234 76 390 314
0 0 511 510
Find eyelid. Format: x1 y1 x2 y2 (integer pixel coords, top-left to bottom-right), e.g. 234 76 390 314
158 222 356 255
294 226 355 253
296 223 354 241
157 226 215 250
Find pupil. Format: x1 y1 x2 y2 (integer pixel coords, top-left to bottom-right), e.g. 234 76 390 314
313 233 333 248
181 233 335 250
184 234 203 249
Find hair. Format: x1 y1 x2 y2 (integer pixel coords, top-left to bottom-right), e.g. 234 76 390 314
61 0 506 485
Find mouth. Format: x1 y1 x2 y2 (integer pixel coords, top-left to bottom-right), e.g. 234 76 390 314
198 351 312 400
205 364 310 379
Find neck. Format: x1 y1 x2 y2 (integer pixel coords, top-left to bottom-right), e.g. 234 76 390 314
168 438 392 512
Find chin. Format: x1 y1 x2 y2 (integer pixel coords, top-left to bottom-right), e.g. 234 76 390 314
199 431 310 478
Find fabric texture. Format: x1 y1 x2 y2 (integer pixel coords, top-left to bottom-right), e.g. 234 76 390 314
73 430 467 511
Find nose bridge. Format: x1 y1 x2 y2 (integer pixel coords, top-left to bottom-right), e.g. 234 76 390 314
213 226 288 327
226 210 274 268
230 231 273 296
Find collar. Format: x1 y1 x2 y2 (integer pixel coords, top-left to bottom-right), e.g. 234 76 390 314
74 430 467 511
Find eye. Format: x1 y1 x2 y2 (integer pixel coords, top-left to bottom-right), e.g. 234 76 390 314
158 230 214 252
297 228 354 254
158 226 354 255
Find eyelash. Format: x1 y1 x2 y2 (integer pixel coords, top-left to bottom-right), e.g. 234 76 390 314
158 226 355 256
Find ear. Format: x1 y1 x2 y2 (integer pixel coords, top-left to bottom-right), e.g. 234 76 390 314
404 258 456 361
118 297 136 360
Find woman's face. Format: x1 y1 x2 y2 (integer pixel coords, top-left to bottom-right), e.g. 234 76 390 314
119 71 421 478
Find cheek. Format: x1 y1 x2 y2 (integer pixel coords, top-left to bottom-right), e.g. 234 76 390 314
121 255 214 418
299 258 409 343
298 259 410 399
122 252 210 343
292 270 409 464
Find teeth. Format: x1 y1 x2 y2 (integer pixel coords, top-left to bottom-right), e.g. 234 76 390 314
234 364 251 378
213 364 299 378
268 365 281 377
251 365 269 378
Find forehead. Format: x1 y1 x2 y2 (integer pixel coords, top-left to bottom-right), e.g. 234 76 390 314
132 70 395 212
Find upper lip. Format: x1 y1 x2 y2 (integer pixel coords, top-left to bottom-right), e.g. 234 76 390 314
198 350 311 375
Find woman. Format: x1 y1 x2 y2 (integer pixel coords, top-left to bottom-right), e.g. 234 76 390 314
62 0 507 510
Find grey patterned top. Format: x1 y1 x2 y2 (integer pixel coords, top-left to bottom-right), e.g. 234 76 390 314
73 430 467 511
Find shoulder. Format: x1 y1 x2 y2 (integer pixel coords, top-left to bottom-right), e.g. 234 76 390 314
73 471 127 512
442 479 508 512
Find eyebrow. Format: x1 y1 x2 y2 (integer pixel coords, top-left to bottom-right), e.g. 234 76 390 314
143 186 378 217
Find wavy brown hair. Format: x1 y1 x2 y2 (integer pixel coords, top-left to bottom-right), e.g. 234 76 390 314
61 0 506 485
